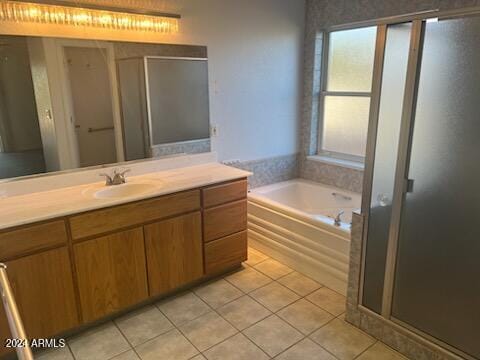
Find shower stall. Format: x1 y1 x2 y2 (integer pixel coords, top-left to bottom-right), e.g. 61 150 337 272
357 8 480 360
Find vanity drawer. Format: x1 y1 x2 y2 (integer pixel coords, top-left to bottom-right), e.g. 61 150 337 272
203 200 247 242
69 190 200 240
202 179 247 208
205 231 247 274
0 220 68 261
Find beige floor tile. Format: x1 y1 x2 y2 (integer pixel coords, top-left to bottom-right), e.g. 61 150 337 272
245 247 269 266
310 319 375 360
277 271 322 296
35 346 74 360
68 322 130 360
217 295 271 330
115 305 174 346
179 311 238 352
306 287 346 316
277 299 334 335
194 279 243 309
111 349 140 359
225 266 272 293
243 315 304 357
254 259 293 279
190 355 207 360
357 342 407 360
275 338 336 360
157 292 211 326
203 333 269 360
250 282 300 312
135 329 198 360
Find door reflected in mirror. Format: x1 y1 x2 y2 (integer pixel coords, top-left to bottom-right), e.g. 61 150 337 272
0 35 210 180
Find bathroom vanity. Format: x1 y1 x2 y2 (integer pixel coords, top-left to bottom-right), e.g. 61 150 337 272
0 164 249 356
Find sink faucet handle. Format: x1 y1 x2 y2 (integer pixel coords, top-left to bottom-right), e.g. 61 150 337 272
111 168 130 185
116 168 131 177
99 173 113 186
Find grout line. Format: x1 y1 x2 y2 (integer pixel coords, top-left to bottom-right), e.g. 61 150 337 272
353 340 377 359
111 321 142 360
155 291 214 327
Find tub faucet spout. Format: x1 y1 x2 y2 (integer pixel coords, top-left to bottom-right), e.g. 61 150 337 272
334 211 344 227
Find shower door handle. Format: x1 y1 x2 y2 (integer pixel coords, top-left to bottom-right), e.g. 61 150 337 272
404 178 415 193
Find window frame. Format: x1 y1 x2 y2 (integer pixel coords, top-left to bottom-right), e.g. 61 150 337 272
316 26 378 163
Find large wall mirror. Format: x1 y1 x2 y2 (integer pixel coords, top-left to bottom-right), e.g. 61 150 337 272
0 35 210 180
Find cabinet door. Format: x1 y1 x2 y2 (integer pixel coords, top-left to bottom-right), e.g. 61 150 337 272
74 228 148 322
5 247 79 340
145 212 203 296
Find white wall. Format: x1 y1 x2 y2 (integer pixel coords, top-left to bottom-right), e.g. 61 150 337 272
0 0 306 162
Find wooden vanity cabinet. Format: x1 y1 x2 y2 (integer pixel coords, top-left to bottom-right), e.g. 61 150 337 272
0 221 79 357
145 212 203 296
202 180 248 275
0 178 248 358
73 228 148 322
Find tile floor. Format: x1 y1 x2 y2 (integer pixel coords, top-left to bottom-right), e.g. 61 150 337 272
36 247 408 360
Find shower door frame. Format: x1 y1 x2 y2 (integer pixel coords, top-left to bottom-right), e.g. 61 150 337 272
347 6 480 360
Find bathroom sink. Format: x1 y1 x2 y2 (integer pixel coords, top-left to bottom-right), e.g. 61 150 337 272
91 183 159 199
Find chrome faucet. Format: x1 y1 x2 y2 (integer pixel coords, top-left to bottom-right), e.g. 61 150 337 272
99 168 130 186
334 211 344 227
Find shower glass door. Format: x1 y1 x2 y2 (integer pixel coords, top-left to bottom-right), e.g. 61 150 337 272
391 16 480 359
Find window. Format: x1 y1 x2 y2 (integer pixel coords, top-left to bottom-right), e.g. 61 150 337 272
318 26 377 162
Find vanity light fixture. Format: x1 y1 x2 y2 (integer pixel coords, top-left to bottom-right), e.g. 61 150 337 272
0 0 180 33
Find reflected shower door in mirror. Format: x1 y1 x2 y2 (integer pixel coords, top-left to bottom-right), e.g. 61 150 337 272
0 35 210 180
118 56 210 161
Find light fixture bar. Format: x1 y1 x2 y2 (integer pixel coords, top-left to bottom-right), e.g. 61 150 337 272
13 0 181 19
0 0 180 33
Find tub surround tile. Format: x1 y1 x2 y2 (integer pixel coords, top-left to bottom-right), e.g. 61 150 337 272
135 328 199 360
278 271 322 296
194 279 243 309
68 322 130 360
250 282 300 312
178 312 238 352
224 266 272 293
277 299 334 335
157 292 211 326
306 288 346 317
254 259 294 280
310 319 375 360
115 305 174 346
276 338 337 360
232 154 299 189
299 158 364 193
346 212 364 308
217 296 272 331
203 333 269 360
243 315 304 357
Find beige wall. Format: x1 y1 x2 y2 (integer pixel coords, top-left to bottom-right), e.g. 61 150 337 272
0 0 306 162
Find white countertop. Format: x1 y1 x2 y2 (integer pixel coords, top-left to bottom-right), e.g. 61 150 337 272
0 163 251 231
